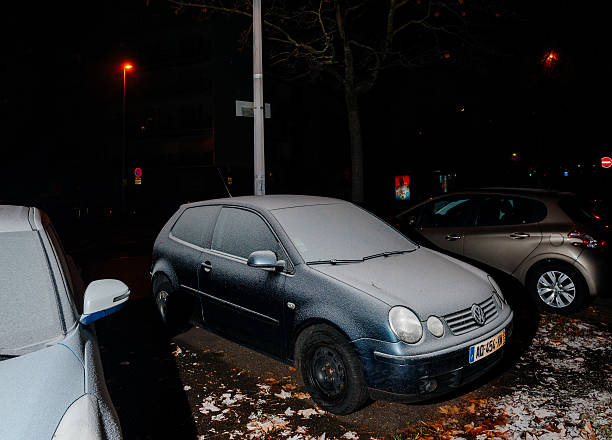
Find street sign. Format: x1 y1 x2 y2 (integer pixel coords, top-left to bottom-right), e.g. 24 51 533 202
134 167 143 177
235 100 271 118
601 157 612 168
135 177 142 185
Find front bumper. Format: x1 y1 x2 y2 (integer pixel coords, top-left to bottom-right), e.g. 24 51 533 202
352 314 513 402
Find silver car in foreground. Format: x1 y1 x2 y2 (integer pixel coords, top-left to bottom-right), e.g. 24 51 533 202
152 195 513 414
0 206 129 440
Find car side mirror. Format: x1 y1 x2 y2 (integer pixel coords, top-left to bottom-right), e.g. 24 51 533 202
80 279 130 325
247 250 286 271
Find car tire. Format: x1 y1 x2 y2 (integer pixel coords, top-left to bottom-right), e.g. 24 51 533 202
152 274 194 334
527 262 587 314
294 324 368 415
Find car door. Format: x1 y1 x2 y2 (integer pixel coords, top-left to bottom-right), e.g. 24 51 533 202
169 205 221 292
413 195 479 257
463 196 544 275
199 206 289 357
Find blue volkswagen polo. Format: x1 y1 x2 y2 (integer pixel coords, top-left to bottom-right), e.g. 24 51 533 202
151 195 513 414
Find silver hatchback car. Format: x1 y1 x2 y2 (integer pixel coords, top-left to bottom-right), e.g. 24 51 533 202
396 189 610 314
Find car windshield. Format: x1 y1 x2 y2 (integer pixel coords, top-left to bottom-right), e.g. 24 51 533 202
0 231 64 356
271 202 417 263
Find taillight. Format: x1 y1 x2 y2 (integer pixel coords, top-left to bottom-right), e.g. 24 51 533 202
568 229 600 248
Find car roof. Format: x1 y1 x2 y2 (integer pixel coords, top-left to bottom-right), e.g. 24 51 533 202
0 205 37 233
182 195 346 212
467 187 574 197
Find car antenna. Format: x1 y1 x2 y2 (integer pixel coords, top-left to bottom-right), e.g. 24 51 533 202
216 166 233 198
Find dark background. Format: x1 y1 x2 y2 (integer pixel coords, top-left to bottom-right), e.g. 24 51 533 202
1 0 610 246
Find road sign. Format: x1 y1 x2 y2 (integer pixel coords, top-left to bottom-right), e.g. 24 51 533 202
135 177 142 185
235 100 271 118
601 157 612 168
134 167 143 177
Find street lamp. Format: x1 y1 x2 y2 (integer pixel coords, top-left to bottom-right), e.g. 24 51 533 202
121 63 133 215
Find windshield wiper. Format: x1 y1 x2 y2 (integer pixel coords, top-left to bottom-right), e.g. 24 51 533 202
308 249 417 265
307 258 363 265
362 249 416 260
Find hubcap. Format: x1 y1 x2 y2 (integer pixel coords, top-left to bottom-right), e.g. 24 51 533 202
311 347 346 398
537 271 576 308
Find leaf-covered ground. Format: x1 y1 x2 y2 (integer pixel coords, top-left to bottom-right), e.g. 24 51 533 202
170 311 611 440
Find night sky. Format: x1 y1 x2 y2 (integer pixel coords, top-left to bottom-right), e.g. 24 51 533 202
1 0 610 211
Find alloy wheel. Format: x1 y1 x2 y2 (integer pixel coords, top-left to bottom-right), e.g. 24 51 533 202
536 270 576 308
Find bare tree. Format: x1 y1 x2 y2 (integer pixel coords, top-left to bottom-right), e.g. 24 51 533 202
170 0 483 202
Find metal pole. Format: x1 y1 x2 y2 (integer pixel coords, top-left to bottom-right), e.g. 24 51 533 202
121 68 127 214
253 0 265 195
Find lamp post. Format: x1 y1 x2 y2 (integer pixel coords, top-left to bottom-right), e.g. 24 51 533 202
121 63 133 215
253 0 265 195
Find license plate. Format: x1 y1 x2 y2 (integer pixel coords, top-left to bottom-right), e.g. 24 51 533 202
469 329 505 364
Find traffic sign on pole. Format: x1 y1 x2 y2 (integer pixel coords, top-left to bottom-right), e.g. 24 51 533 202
601 157 612 168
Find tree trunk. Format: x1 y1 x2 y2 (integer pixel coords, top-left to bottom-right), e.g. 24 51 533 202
344 89 364 202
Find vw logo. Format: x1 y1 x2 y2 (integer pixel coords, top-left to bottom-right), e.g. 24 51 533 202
471 304 486 326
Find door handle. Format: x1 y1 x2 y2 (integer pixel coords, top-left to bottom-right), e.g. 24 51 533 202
445 233 462 241
201 261 212 273
509 232 530 239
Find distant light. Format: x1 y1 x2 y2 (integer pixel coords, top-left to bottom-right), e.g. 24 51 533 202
529 173 532 177
541 50 559 71
564 171 569 177
124 64 133 70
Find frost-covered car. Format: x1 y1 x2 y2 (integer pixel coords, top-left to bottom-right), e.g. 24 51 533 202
151 196 513 414
0 206 129 440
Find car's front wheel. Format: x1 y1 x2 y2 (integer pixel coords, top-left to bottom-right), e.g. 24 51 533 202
295 324 368 415
152 274 194 333
527 262 587 314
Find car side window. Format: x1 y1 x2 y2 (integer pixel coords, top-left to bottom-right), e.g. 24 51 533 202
477 197 544 226
171 206 219 248
212 207 284 261
419 198 476 228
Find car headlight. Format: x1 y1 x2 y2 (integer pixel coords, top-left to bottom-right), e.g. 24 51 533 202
426 316 445 337
488 275 506 309
389 306 423 343
53 394 104 440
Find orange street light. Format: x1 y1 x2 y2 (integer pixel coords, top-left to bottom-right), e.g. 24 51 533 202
121 62 134 214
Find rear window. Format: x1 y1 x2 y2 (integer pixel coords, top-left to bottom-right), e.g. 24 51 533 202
0 231 64 356
171 205 220 247
477 196 547 226
559 197 609 226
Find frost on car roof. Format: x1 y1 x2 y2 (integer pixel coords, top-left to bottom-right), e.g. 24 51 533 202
0 231 63 355
0 205 32 233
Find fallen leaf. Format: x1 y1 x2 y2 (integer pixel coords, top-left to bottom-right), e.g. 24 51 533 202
298 408 318 419
274 390 292 399
439 405 461 415
294 392 311 400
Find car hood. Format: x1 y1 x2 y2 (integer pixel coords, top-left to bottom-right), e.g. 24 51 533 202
0 343 85 440
311 247 494 319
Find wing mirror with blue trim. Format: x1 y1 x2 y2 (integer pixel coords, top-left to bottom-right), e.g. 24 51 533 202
80 279 130 325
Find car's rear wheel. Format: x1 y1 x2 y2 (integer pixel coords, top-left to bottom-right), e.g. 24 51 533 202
152 274 194 333
527 262 587 314
294 324 368 415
